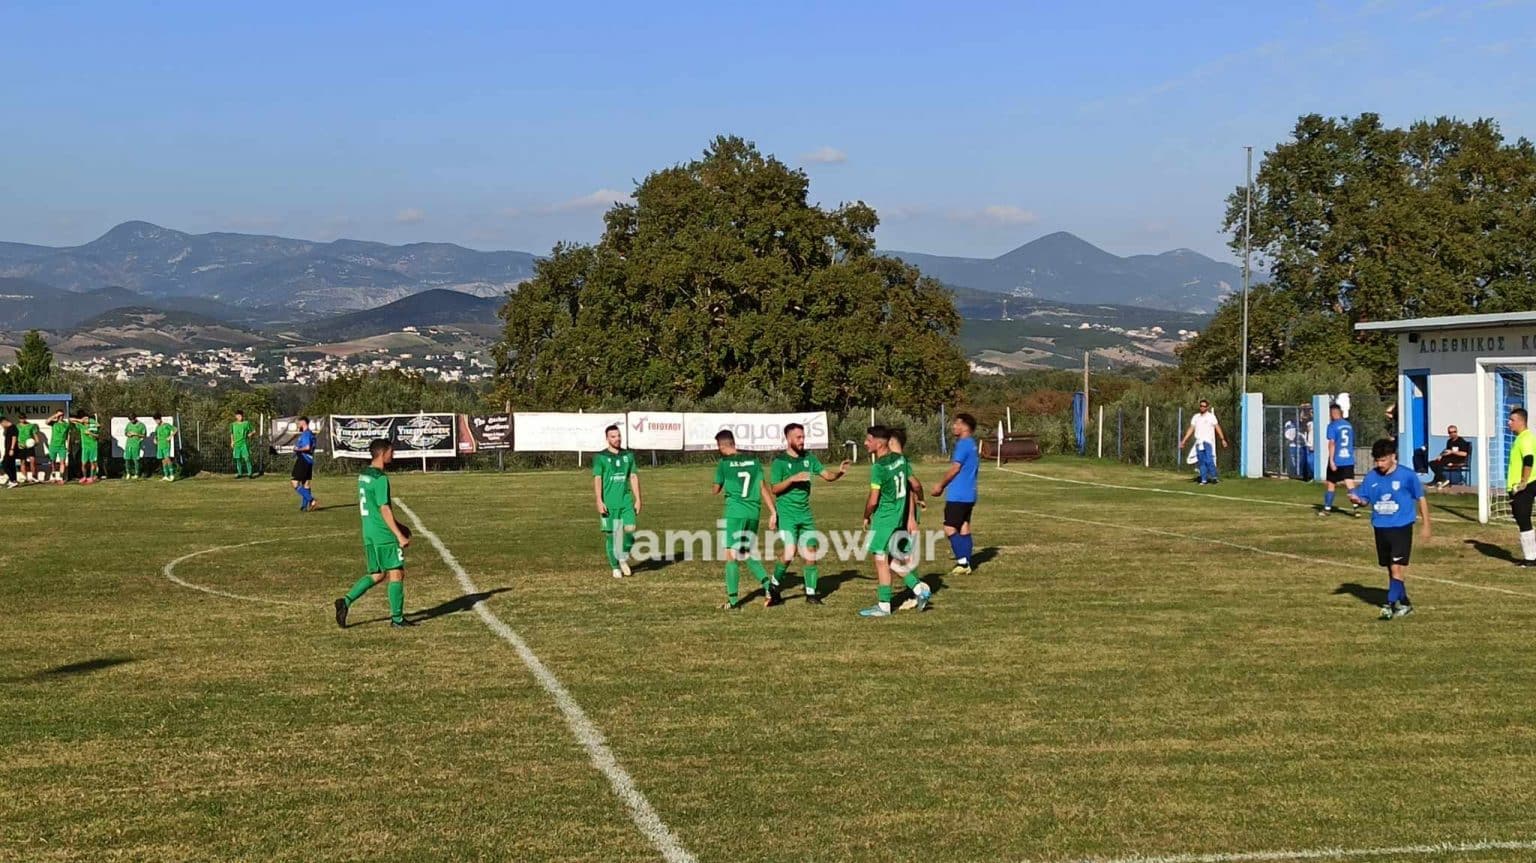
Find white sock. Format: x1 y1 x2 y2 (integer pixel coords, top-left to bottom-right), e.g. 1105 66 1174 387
878 601 891 612
1521 530 1536 562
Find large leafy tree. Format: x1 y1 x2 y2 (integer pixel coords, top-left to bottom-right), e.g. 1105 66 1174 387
0 330 55 393
494 136 968 412
1181 113 1536 388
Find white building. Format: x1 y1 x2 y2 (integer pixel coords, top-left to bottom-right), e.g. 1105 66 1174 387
1356 311 1536 486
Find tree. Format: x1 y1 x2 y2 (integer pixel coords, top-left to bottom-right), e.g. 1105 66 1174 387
1184 114 1536 389
493 136 969 413
1 330 55 393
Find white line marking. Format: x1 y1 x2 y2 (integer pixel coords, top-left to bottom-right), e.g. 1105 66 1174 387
162 532 349 607
998 466 1316 510
395 499 696 863
1037 837 1536 863
1014 509 1536 599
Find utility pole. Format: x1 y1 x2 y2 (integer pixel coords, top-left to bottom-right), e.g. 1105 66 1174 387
1241 145 1253 396
1082 350 1090 429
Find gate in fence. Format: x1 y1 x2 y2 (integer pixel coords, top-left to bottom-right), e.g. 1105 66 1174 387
1263 404 1313 480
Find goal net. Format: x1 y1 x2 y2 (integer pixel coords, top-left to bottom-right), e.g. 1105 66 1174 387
1477 358 1536 524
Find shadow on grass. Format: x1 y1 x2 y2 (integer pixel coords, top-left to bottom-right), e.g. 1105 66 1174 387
1333 582 1387 606
1465 538 1518 563
1431 502 1479 524
970 546 1000 567
26 656 138 680
630 554 682 575
818 569 872 598
351 587 513 627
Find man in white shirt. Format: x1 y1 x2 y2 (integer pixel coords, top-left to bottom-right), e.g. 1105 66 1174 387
1180 399 1228 485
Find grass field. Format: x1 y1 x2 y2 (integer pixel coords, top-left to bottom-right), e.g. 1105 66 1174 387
5 458 1536 863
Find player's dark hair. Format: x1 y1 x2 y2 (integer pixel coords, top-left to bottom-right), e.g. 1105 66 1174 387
369 438 393 457
152 413 161 421
890 427 908 446
1512 408 1529 423
1329 403 1342 413
715 429 735 444
235 409 244 417
867 425 891 441
955 413 977 432
605 424 619 434
1371 438 1397 459
784 422 804 436
297 416 310 425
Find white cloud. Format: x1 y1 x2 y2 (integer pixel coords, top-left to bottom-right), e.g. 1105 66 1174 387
396 208 427 225
877 204 930 221
949 205 1040 226
801 146 848 165
547 188 633 213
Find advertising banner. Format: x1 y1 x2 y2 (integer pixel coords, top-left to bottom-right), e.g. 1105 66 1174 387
624 411 686 450
270 416 328 456
330 414 457 459
111 415 177 458
512 412 626 452
456 414 512 454
682 412 830 452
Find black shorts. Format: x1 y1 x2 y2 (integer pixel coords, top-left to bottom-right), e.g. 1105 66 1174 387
291 458 313 482
1374 525 1414 568
943 501 975 529
1327 465 1356 484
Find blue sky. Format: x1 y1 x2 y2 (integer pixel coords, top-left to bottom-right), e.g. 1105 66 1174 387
3 0 1532 260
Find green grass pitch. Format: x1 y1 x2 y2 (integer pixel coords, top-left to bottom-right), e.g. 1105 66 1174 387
4 459 1536 862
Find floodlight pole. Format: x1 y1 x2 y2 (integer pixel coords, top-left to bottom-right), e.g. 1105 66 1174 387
1241 145 1253 397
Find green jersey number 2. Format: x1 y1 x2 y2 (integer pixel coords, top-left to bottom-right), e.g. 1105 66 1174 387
359 487 369 516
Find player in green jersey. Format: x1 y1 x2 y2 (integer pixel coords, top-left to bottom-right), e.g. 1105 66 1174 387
713 429 780 609
888 428 933 611
768 422 849 604
335 438 415 629
230 410 255 478
859 426 932 618
592 424 643 578
77 411 102 483
153 413 177 481
46 410 70 484
15 417 40 483
123 418 148 479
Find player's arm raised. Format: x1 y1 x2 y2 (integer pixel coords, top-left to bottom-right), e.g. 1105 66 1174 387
771 472 809 495
821 460 850 482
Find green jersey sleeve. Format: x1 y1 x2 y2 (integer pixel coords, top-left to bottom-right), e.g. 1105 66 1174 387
808 453 825 475
370 473 391 511
713 459 726 487
770 457 788 485
592 455 604 478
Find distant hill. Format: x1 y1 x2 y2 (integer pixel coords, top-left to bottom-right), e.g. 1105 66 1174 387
55 307 272 354
0 221 538 313
891 231 1242 313
298 289 503 342
0 279 282 330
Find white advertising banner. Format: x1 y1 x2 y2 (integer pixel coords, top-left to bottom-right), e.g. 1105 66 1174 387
624 411 686 450
682 412 831 452
512 412 627 452
111 415 176 457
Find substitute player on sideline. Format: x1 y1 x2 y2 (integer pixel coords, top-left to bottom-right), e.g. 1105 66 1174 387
15 416 40 483
931 412 980 575
1505 407 1536 567
859 426 931 618
230 410 255 478
1319 403 1361 517
1349 438 1430 620
46 410 70 484
123 417 147 480
592 424 642 578
335 438 414 628
770 422 849 604
291 417 318 511
78 411 102 483
153 413 177 481
713 429 780 609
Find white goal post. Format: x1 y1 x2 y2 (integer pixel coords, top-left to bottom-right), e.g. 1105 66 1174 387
1475 356 1536 524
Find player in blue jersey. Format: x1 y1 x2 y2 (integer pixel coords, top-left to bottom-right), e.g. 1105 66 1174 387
1318 403 1362 517
291 417 319 512
931 413 980 575
1349 438 1430 620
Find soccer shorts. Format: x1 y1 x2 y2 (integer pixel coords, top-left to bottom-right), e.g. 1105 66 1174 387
232 444 250 459
1327 465 1356 484
364 541 406 574
599 504 636 534
49 446 67 463
1373 524 1414 568
943 501 975 529
80 444 98 462
866 515 908 558
721 517 760 555
156 444 173 460
776 512 818 548
291 458 313 482
124 445 143 461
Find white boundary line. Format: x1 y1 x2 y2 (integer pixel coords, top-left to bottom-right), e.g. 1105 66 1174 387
998 466 1316 510
395 499 697 863
1013 509 1536 599
1036 837 1536 863
162 532 349 607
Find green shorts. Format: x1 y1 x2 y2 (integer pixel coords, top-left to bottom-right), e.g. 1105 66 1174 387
125 445 143 460
364 542 406 575
722 517 761 554
156 445 172 460
866 516 909 558
49 446 68 462
232 444 250 458
776 512 819 549
80 445 98 462
599 504 636 535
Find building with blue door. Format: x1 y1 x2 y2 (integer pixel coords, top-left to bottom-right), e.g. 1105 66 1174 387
1355 311 1536 488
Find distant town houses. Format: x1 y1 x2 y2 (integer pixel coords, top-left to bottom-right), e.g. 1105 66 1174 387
1069 322 1198 341
57 343 492 385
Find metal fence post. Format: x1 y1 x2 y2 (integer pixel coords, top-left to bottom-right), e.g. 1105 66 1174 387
1117 408 1123 460
1097 405 1104 459
1144 406 1150 467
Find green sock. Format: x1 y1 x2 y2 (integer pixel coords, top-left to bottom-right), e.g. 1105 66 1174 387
604 530 620 569
746 558 770 587
388 581 405 622
345 575 377 605
622 531 635 556
877 584 894 604
803 564 819 594
724 561 740 604
773 562 788 583
903 573 921 591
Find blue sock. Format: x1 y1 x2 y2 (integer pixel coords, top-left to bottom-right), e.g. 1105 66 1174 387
1387 578 1403 604
959 535 973 563
1324 490 1335 510
948 534 965 562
